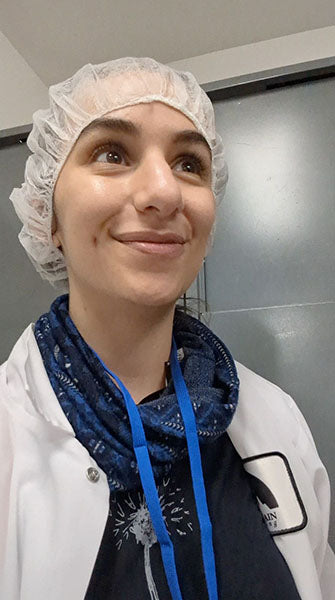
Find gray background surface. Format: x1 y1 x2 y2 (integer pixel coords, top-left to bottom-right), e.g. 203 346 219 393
206 76 335 546
1 75 334 546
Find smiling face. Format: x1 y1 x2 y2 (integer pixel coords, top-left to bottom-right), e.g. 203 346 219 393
52 100 215 309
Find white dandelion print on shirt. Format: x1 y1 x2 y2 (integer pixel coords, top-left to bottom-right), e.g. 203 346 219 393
111 478 193 600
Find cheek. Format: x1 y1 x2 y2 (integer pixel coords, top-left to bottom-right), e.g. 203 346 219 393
59 176 125 235
193 196 216 239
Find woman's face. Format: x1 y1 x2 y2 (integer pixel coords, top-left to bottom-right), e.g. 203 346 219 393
52 101 215 308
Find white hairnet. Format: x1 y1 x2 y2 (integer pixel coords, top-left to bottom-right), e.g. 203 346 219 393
9 56 228 292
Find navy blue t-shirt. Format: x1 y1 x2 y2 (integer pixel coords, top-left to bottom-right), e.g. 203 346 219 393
84 388 301 599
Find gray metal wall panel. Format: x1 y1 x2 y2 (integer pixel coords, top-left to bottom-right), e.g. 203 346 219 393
0 143 56 362
207 76 335 546
208 78 335 310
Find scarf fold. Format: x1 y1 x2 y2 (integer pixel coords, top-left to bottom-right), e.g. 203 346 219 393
34 294 239 491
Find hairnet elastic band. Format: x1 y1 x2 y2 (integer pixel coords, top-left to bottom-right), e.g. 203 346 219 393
90 347 183 600
170 336 218 600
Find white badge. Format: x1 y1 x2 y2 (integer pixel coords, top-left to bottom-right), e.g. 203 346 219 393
243 452 307 536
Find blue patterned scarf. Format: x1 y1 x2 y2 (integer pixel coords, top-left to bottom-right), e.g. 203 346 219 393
34 294 239 491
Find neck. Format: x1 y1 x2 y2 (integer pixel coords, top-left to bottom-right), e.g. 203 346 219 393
68 286 176 404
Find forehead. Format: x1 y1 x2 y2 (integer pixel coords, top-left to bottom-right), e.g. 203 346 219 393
104 101 196 129
78 101 195 140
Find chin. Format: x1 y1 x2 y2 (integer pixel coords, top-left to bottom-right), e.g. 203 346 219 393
121 282 183 308
118 271 187 301
131 292 180 308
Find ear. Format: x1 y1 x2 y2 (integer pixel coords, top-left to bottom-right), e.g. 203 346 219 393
204 226 215 257
52 234 62 250
51 213 63 251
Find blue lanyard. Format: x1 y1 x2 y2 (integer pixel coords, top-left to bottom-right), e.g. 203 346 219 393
90 336 218 600
170 337 218 599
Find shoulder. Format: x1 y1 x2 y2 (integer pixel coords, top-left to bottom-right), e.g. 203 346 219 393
234 360 299 417
229 362 319 462
232 360 320 455
0 324 35 429
235 360 292 401
0 360 11 419
230 360 329 503
232 362 335 590
0 362 15 484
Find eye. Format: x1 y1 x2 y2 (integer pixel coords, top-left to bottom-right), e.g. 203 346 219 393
175 153 208 177
91 142 127 164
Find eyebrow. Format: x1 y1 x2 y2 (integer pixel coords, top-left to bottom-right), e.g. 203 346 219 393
76 117 212 156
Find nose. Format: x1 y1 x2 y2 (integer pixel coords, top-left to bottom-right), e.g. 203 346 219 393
131 150 184 218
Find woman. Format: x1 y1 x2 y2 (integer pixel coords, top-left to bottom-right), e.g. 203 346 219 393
1 57 334 599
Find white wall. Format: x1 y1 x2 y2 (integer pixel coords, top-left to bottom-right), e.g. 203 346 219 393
168 25 335 84
0 31 48 131
1 25 334 131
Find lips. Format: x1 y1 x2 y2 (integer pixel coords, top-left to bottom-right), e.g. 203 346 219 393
114 230 186 244
111 230 187 257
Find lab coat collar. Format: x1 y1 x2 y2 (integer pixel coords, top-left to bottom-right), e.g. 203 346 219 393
5 323 75 434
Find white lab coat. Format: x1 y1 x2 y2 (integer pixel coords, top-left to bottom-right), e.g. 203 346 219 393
0 324 334 600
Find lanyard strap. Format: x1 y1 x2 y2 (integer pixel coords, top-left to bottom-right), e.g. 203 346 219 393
90 336 218 600
90 346 183 600
170 337 218 600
